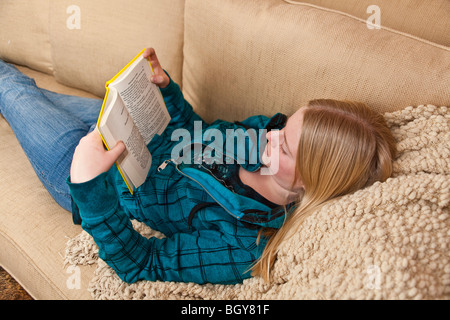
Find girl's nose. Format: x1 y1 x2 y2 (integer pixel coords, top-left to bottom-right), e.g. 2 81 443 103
267 130 281 147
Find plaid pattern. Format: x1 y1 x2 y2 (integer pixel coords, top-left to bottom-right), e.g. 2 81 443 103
68 78 288 284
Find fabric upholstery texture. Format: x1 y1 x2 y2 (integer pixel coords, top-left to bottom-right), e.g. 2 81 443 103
49 0 185 97
0 0 448 299
288 0 450 46
183 0 449 123
0 0 53 74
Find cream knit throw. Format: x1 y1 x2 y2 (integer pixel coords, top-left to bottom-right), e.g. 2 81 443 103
64 105 449 300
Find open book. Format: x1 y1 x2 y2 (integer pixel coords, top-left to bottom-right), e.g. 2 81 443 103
97 49 171 194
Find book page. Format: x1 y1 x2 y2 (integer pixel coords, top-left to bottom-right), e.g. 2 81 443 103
98 89 151 190
111 56 171 145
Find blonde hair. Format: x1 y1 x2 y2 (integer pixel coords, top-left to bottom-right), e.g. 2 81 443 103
252 99 397 282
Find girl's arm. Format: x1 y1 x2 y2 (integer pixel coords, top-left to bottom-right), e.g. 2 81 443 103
70 48 199 184
67 172 259 284
145 47 203 132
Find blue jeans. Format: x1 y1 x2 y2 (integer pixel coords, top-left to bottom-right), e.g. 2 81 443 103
0 60 102 212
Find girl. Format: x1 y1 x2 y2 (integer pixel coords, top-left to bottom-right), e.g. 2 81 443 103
0 48 396 284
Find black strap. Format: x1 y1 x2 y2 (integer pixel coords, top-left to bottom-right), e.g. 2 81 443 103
187 202 291 230
188 202 220 229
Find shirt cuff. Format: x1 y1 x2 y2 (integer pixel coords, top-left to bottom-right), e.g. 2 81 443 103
159 72 177 96
66 171 119 222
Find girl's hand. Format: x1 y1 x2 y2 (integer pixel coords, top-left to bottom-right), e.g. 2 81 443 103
143 48 170 88
70 129 126 184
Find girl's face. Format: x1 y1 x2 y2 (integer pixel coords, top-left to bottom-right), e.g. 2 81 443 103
262 108 306 192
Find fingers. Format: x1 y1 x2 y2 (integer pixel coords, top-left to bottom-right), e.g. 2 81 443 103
151 75 165 85
85 129 125 161
78 128 102 146
143 47 170 88
70 129 126 184
143 47 155 59
107 140 126 162
143 47 159 68
144 47 161 76
91 127 103 141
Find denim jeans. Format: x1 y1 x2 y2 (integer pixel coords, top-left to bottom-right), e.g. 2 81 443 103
0 60 102 212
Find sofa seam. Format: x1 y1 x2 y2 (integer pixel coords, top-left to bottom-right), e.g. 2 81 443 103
282 0 450 52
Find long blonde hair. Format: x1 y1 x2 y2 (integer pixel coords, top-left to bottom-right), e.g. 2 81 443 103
252 99 397 282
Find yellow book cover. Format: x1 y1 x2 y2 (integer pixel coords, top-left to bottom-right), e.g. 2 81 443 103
96 49 171 194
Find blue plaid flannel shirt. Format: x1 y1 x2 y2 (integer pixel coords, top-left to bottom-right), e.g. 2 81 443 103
68 75 290 285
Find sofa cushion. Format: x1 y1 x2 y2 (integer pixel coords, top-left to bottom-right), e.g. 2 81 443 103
182 0 450 123
0 66 97 299
49 0 185 97
0 0 53 74
289 0 450 47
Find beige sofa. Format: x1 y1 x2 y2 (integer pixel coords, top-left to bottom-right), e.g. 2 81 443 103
0 0 449 300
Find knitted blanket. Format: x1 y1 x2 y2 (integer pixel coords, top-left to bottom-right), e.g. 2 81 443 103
64 105 449 300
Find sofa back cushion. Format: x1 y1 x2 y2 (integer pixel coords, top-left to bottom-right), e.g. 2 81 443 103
48 0 185 97
291 0 450 47
183 0 450 123
0 0 53 74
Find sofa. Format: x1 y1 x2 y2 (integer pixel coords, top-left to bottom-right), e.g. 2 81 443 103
0 0 448 300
